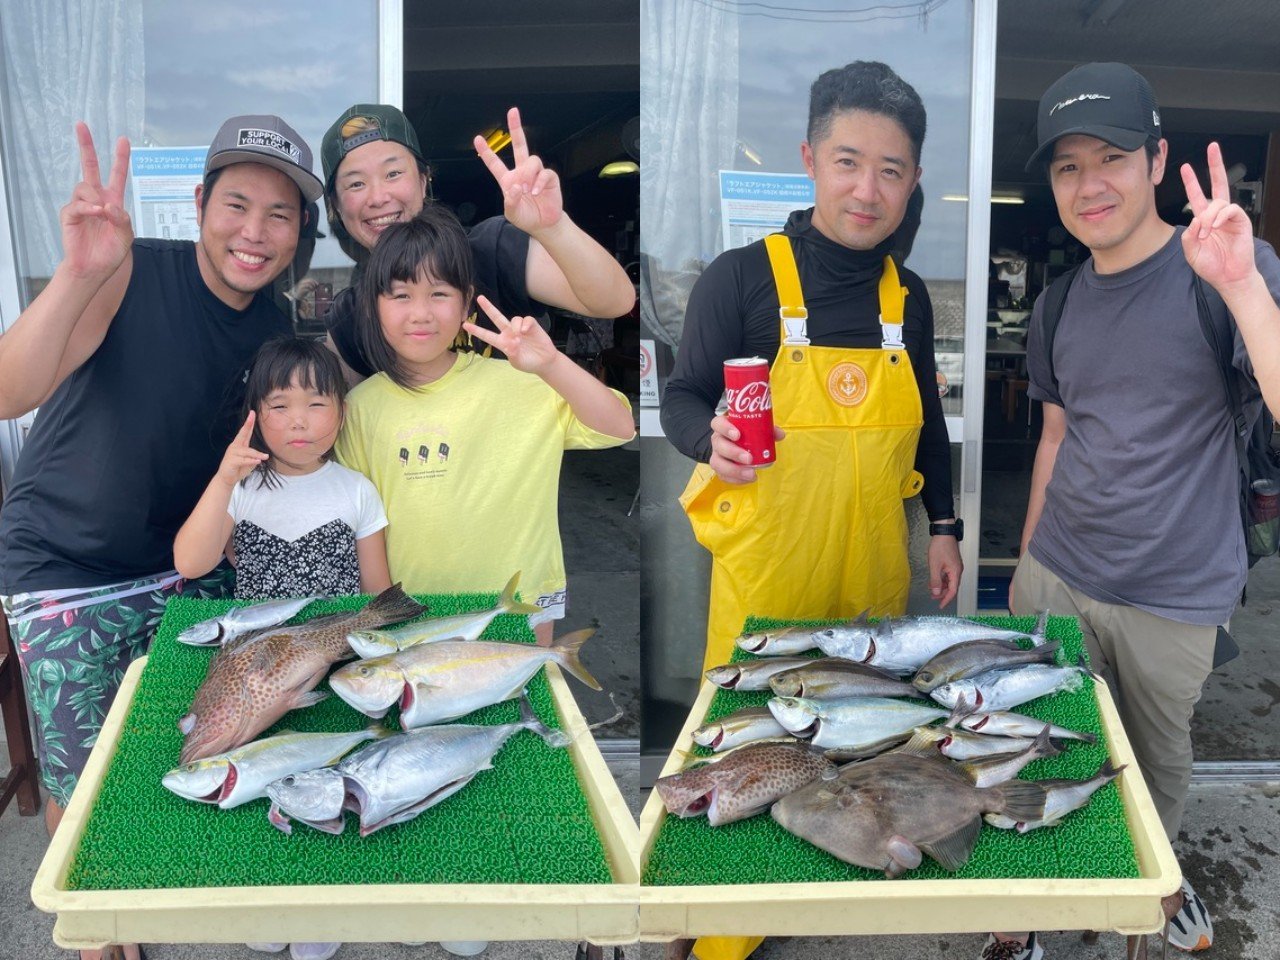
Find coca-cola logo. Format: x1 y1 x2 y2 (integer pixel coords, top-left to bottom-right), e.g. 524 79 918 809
726 381 772 415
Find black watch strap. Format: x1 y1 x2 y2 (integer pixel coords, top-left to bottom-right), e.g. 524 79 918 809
929 519 964 541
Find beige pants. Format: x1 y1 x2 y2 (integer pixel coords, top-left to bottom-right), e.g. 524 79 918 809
1011 552 1217 842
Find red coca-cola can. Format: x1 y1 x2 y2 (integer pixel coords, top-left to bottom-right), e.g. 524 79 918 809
723 357 776 467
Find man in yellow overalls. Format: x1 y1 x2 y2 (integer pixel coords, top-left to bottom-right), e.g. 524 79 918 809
659 61 963 960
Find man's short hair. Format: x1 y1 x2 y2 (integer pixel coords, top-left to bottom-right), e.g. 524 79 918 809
198 165 306 216
807 61 926 164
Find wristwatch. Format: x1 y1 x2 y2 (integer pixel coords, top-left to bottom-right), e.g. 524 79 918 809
929 519 964 541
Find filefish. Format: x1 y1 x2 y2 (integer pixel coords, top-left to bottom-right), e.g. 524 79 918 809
912 638 1061 693
930 656 1091 713
654 741 835 827
767 696 949 759
771 751 1047 878
984 759 1126 832
179 585 425 763
176 596 318 647
329 629 601 727
162 726 389 808
944 697 1097 744
691 706 791 752
769 658 919 700
816 610 1049 676
346 571 541 659
265 699 568 837
704 657 812 691
734 611 872 656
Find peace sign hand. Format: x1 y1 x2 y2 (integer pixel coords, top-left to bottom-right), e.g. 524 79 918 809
464 296 560 376
60 122 134 282
473 107 564 236
1181 142 1256 291
215 411 270 488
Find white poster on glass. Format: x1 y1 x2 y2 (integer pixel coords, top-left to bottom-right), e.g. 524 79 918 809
130 147 206 242
718 171 814 251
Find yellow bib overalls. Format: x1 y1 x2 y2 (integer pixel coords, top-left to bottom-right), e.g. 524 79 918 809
681 234 925 674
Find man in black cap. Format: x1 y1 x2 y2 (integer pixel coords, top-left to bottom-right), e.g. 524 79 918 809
981 63 1280 960
0 115 321 860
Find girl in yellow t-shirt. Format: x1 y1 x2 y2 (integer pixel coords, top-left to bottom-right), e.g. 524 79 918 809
334 206 635 644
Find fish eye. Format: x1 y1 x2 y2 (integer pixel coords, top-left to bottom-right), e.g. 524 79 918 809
358 666 371 676
283 776 295 785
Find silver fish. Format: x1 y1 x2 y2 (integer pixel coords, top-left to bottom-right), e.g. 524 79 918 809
691 706 791 752
912 639 1061 693
772 751 1047 878
985 759 1126 832
266 699 568 837
767 696 949 758
734 611 871 657
346 571 540 659
930 656 1090 713
816 610 1049 676
896 724 1037 762
329 628 600 727
705 657 812 691
162 726 388 808
944 696 1097 744
176 596 317 647
769 658 918 700
957 726 1061 787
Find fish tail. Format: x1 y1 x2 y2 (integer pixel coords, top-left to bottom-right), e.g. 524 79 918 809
1096 758 1126 781
945 694 976 729
518 695 570 748
551 628 603 690
1035 638 1062 663
1034 724 1062 757
1030 608 1050 644
498 571 543 618
995 779 1047 823
359 583 427 628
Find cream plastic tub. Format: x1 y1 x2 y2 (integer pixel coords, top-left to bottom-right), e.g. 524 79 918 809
638 677 1180 940
32 659 641 949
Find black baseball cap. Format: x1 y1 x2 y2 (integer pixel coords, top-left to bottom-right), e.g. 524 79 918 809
204 115 323 202
321 104 427 188
1025 62 1161 171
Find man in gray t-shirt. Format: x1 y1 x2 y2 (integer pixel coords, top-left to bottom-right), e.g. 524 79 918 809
980 64 1280 960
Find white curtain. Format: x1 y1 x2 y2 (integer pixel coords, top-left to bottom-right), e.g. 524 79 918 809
0 0 145 281
639 0 739 349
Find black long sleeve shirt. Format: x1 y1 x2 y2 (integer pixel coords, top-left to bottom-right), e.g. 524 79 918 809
660 208 954 521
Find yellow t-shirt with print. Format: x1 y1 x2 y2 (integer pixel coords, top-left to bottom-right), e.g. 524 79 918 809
336 351 632 602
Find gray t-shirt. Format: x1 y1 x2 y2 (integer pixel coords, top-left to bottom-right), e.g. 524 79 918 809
1026 227 1280 626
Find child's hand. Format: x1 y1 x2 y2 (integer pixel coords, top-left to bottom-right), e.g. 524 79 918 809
465 296 561 376
216 411 269 487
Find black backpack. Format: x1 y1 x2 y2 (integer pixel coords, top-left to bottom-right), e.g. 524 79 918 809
1037 264 1280 569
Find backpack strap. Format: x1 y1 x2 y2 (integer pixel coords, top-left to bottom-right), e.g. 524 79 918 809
1033 263 1083 397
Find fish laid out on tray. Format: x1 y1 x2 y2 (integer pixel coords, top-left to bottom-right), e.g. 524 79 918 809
771 750 1048 878
179 585 425 763
767 696 949 759
896 723 1045 762
176 596 319 647
912 638 1061 693
265 699 568 837
929 656 1092 713
345 571 541 659
704 657 813 691
329 628 601 727
985 759 1126 833
163 727 390 808
945 697 1097 743
733 613 873 656
654 741 836 827
691 706 791 752
815 611 1049 676
768 658 918 700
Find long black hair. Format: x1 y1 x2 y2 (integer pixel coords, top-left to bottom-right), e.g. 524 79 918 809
356 205 476 389
241 337 348 489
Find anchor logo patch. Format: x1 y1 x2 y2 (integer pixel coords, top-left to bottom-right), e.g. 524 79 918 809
827 362 868 407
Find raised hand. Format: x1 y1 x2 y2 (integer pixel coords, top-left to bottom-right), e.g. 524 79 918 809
464 295 560 376
1180 142 1256 291
60 122 134 282
473 107 564 235
216 411 270 487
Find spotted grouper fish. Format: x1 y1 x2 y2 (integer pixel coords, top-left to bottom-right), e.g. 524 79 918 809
179 585 425 763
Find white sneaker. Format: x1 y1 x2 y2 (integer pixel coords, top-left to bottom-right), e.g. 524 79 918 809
978 932 1044 960
1164 878 1214 952
289 944 341 960
246 946 287 954
439 942 489 956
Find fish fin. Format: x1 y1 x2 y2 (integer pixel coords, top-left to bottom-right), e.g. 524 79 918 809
518 695 571 748
896 727 944 757
885 835 924 877
919 817 981 872
177 713 197 735
498 571 544 618
268 803 293 836
1029 609 1050 645
853 608 872 625
1035 638 1062 663
550 628 603 690
994 779 1047 823
359 583 428 629
875 617 894 639
292 689 330 710
1034 724 1062 758
1097 758 1126 781
945 694 976 729
1076 651 1102 681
